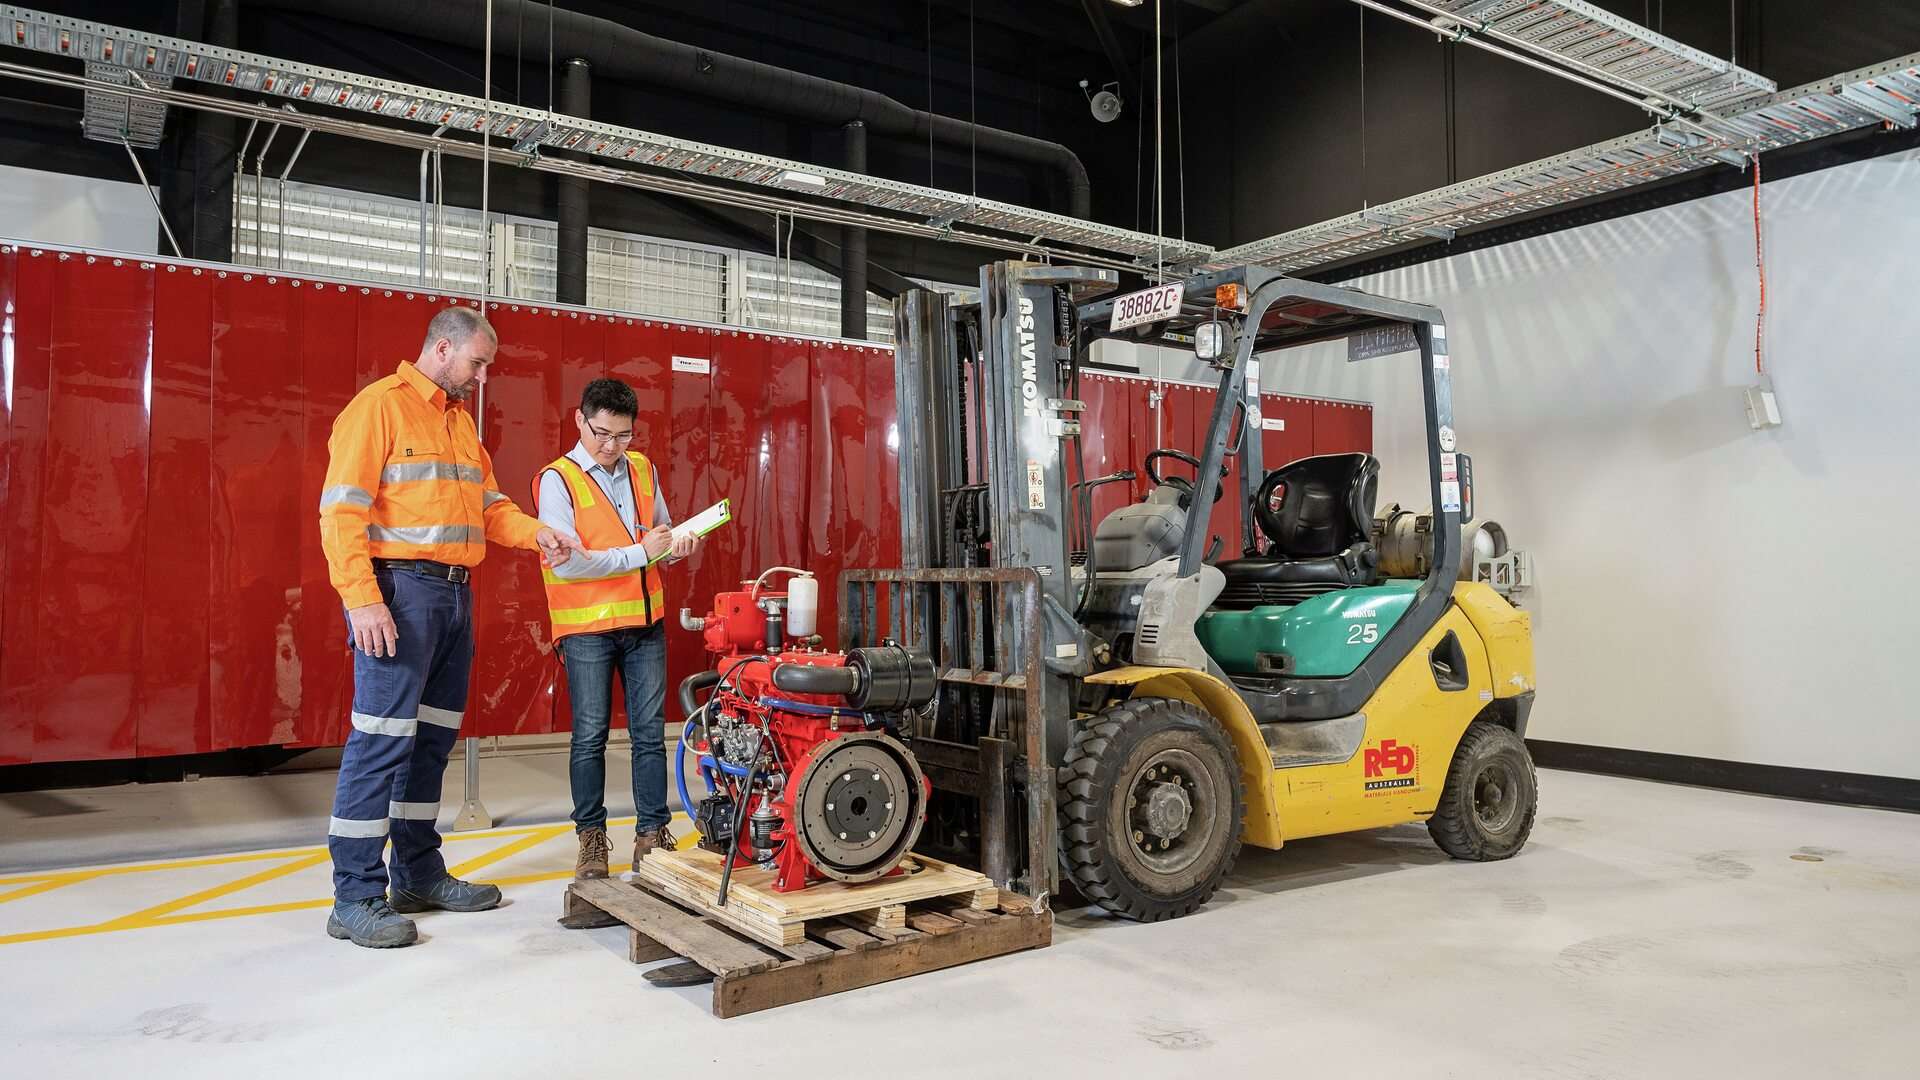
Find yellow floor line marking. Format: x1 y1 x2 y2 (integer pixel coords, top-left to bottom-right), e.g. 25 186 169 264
143 898 335 926
0 817 640 886
0 879 82 905
0 814 688 947
102 853 332 929
444 825 571 880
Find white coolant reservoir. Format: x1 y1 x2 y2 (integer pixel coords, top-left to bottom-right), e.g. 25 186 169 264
786 573 819 637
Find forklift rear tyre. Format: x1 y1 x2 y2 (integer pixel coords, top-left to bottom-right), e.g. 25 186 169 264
1428 720 1538 861
1059 697 1243 922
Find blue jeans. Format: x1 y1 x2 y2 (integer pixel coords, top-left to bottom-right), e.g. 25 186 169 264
328 565 473 901
558 624 670 834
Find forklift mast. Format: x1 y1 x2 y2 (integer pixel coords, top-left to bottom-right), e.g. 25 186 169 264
895 261 1116 749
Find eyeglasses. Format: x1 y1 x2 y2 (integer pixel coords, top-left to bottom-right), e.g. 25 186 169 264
586 421 636 446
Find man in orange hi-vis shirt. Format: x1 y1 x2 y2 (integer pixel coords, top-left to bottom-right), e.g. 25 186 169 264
317 305 577 949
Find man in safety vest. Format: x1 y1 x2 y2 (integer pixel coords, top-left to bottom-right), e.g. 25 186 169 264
533 378 702 880
318 305 578 949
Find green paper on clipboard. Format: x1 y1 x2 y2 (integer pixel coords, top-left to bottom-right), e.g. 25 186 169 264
672 498 732 542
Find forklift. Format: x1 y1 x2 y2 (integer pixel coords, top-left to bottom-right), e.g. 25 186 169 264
840 261 1538 921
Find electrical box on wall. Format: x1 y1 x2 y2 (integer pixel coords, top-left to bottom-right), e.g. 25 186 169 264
1745 381 1782 429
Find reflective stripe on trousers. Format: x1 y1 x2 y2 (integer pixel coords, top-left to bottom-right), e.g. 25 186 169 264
327 566 473 901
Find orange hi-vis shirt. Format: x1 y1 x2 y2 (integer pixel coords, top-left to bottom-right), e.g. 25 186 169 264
319 360 545 609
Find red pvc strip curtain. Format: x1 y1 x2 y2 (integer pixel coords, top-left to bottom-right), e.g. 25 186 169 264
0 247 1365 765
0 250 898 764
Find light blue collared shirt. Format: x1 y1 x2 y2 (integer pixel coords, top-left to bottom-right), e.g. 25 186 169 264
537 442 673 580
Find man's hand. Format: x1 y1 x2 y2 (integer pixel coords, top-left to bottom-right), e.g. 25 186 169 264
668 528 700 561
641 524 674 562
535 527 580 564
348 602 399 658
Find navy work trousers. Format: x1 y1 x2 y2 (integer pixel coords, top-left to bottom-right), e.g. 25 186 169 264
327 565 473 902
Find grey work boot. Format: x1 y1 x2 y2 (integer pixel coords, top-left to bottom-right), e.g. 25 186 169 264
326 897 419 949
389 874 503 914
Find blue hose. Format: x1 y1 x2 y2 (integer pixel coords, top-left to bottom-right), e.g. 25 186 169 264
675 719 699 815
760 695 869 719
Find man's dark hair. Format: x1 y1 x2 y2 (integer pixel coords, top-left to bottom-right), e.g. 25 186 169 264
580 378 638 420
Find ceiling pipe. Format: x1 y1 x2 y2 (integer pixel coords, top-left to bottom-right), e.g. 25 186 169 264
0 58 1146 272
252 0 1094 219
556 57 590 306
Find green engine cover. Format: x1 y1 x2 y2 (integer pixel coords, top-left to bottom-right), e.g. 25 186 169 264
1196 580 1421 677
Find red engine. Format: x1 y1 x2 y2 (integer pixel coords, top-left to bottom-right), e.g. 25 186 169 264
677 573 933 894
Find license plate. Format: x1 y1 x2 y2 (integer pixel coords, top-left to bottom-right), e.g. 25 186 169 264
1108 281 1185 331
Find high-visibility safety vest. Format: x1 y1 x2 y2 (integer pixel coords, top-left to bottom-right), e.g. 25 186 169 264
532 450 669 639
319 361 544 610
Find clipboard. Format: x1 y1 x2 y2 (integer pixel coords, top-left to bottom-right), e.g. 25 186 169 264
671 498 732 542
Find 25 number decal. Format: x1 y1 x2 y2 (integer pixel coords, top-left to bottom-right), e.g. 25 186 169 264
1346 622 1380 645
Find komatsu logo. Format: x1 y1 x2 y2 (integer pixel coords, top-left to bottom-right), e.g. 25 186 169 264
1018 296 1040 419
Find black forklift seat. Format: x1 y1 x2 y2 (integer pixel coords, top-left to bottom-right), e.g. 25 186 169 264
1215 453 1380 608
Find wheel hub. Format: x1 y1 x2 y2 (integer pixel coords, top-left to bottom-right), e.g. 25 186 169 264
1473 761 1519 832
1141 781 1192 839
1127 756 1210 866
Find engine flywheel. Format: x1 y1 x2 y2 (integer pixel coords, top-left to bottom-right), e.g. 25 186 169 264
791 732 926 883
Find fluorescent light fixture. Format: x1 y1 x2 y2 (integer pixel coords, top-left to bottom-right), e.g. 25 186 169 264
775 169 828 190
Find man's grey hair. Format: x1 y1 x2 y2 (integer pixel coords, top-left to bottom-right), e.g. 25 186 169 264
422 305 496 352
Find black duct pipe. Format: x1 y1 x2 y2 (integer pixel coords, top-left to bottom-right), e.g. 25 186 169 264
677 670 721 719
556 57 590 305
253 0 1092 218
770 663 858 698
156 0 205 256
189 0 239 260
839 120 868 340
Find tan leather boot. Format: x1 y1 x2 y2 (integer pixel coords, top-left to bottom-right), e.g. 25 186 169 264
633 825 676 867
574 826 610 880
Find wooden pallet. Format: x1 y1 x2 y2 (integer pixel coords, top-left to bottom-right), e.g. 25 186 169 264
627 846 1000 947
563 869 1050 1017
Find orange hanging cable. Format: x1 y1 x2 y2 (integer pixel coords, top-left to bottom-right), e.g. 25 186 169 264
1751 154 1767 376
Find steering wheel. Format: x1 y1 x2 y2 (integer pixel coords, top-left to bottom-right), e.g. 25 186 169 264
1144 449 1227 505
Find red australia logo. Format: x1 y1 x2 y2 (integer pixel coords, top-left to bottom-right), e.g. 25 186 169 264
1363 739 1417 792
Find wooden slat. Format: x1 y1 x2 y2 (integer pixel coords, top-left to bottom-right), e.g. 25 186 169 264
906 911 965 935
626 860 804 947
996 891 1043 916
774 938 836 961
713 911 1054 1018
570 878 782 976
839 915 918 943
630 928 677 964
934 905 995 927
841 903 907 932
807 923 885 952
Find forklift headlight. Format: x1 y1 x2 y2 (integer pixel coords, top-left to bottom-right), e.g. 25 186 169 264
1195 320 1228 363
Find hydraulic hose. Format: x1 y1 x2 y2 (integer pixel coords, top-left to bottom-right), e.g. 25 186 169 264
715 749 764 908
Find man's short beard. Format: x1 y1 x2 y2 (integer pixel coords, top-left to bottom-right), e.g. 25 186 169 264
436 374 475 402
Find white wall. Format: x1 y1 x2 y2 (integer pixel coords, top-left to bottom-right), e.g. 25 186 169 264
0 163 158 253
1248 148 1920 780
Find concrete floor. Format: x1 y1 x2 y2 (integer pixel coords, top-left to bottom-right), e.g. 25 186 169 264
1 755 1914 1078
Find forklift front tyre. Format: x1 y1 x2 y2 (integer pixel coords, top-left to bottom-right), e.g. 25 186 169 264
1427 720 1538 861
1059 697 1243 922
